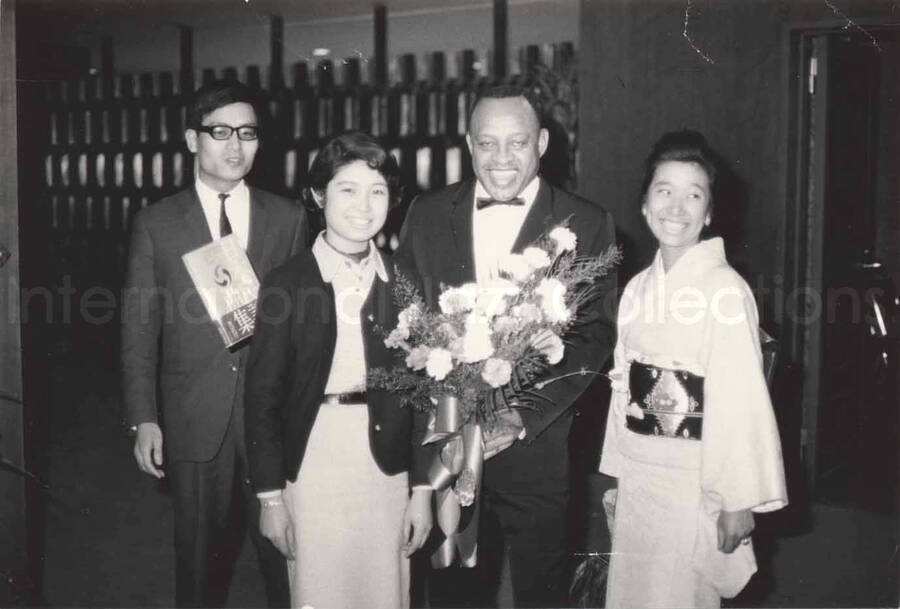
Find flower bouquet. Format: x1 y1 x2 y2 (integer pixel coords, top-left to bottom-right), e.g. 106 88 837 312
369 221 620 567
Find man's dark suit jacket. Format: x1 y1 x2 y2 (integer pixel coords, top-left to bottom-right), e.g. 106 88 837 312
244 249 429 493
121 186 307 462
393 178 617 494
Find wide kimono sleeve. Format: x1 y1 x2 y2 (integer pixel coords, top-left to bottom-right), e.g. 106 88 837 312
598 270 644 479
598 332 632 479
699 271 787 515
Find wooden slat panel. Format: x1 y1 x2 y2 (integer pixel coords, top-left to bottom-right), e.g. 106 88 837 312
33 41 578 278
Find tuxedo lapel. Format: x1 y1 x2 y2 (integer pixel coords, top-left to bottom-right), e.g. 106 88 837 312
512 179 557 253
246 187 269 272
449 180 476 282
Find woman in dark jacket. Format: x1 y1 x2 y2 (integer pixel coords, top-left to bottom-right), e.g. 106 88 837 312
245 132 432 609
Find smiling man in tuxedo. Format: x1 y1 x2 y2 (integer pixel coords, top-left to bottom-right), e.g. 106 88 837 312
122 79 307 607
393 84 617 607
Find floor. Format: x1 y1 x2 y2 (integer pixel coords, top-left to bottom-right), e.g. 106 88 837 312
32 350 900 608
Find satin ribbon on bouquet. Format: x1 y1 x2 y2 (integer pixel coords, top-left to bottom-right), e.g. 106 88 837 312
422 394 483 568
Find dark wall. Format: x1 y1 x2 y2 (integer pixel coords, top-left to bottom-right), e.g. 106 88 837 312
577 0 897 315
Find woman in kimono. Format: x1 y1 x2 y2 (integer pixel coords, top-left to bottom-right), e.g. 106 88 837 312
599 130 787 608
244 132 432 609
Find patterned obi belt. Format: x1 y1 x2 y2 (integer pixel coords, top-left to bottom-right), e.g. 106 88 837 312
626 361 704 440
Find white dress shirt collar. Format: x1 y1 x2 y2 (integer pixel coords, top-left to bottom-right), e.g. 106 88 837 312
312 231 388 284
471 176 542 283
194 178 251 248
195 176 249 200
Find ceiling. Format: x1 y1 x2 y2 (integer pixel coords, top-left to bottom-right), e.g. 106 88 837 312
19 0 501 32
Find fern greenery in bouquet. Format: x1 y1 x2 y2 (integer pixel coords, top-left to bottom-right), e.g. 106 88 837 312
369 220 621 427
370 220 620 568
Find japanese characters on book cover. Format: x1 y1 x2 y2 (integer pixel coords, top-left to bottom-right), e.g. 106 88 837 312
182 234 259 348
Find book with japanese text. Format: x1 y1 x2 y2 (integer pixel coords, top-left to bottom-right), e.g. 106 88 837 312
182 234 260 348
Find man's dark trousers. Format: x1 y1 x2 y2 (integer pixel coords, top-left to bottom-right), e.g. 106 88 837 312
169 397 289 608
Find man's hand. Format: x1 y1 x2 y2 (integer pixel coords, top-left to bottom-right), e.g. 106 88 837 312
133 422 165 479
717 508 754 554
482 408 524 460
260 500 295 560
401 488 433 557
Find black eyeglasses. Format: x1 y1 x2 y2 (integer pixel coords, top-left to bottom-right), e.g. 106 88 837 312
196 124 259 141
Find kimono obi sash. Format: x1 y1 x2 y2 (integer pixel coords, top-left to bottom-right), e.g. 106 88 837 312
626 361 704 440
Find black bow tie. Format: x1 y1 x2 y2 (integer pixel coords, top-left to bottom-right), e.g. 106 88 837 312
476 197 525 210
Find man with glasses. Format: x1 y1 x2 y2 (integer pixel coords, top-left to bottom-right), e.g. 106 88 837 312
122 80 306 607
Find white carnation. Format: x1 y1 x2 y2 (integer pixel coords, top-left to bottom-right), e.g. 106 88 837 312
474 279 519 318
439 321 460 341
405 346 430 370
522 246 551 270
499 253 532 281
492 315 520 336
481 358 513 388
425 348 454 381
384 325 409 350
536 277 570 323
448 336 464 358
439 284 477 315
459 313 495 363
511 302 543 324
549 226 577 255
397 303 422 328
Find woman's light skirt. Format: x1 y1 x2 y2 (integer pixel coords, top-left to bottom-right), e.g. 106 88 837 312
283 403 410 609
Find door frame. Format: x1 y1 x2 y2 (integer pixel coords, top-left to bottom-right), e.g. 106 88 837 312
782 19 899 493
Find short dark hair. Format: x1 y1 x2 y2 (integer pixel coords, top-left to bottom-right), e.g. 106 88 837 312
303 131 403 212
467 84 544 132
641 130 718 215
186 80 261 130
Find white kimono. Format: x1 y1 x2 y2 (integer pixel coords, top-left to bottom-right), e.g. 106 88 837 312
599 238 787 608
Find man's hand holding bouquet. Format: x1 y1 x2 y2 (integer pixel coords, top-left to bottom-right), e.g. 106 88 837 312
369 220 620 567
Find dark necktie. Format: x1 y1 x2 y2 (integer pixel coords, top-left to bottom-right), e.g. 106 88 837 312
476 196 525 211
218 193 233 238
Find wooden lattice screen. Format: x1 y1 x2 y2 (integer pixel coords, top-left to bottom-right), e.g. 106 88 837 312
31 42 576 339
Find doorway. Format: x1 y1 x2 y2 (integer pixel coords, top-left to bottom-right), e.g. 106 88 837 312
789 27 899 513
